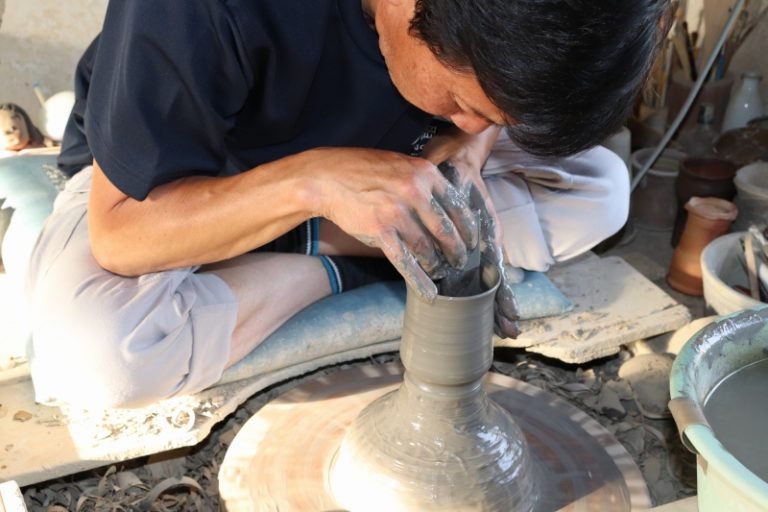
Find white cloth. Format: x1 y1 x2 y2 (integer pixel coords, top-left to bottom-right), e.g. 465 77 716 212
482 130 630 272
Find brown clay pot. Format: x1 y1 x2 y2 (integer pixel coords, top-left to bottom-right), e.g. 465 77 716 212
672 157 738 246
667 197 739 296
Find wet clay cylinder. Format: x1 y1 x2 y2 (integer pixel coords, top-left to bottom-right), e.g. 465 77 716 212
329 280 538 511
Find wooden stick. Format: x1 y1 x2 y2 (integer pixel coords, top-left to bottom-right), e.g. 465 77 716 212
672 27 694 83
745 234 761 300
700 0 740 75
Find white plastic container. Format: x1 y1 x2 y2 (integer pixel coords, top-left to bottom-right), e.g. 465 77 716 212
700 232 765 314
733 161 768 232
722 72 765 132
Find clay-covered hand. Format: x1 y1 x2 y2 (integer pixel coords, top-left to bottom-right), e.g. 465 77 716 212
439 161 521 339
314 147 478 302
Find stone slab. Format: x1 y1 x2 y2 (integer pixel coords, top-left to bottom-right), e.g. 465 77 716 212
498 256 692 363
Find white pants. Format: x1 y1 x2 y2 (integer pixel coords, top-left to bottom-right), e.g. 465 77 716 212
483 130 629 271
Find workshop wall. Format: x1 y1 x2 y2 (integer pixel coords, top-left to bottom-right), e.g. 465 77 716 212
0 0 107 128
728 19 768 104
685 0 768 105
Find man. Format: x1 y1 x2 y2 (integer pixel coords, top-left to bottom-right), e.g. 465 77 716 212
27 0 669 407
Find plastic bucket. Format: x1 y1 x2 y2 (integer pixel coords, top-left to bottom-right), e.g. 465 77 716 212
733 161 768 232
631 148 686 231
669 307 768 512
701 232 765 315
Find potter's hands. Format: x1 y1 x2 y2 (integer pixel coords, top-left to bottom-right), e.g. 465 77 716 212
421 124 520 338
313 147 478 302
438 162 521 339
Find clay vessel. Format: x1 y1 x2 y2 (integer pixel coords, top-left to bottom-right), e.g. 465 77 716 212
722 72 765 132
630 148 686 232
672 157 737 247
667 197 738 296
666 74 733 132
733 161 768 231
329 279 537 512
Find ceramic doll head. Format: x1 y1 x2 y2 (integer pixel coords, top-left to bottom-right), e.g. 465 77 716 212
0 103 45 152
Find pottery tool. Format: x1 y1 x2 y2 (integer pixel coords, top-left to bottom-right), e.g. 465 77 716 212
672 24 694 83
745 226 768 299
748 224 768 259
700 0 739 77
682 21 698 80
745 234 761 300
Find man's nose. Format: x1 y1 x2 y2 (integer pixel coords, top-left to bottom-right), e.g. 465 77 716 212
449 114 493 134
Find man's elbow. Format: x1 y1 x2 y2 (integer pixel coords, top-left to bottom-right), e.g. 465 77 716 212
89 227 145 276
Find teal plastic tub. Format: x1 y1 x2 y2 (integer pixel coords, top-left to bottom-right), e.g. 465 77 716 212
670 307 768 511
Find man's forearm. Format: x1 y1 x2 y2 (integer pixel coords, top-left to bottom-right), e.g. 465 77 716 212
88 151 321 276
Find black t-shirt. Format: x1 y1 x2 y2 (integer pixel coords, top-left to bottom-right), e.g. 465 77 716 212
58 0 432 200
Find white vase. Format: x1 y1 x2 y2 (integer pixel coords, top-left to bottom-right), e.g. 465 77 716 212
722 72 765 132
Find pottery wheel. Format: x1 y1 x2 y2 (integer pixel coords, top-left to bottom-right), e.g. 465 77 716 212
219 363 651 511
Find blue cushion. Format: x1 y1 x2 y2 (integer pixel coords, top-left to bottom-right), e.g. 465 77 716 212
0 154 61 276
222 281 407 382
510 270 574 320
220 272 572 383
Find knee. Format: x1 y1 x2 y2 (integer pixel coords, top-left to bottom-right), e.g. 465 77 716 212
29 296 196 409
28 244 235 407
30 322 188 408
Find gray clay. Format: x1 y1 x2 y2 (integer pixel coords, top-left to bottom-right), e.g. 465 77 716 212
329 280 537 511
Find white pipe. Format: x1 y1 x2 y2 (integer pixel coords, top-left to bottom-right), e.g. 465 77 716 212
630 0 747 192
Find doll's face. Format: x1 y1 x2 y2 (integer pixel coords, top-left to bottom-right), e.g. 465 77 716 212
0 108 31 151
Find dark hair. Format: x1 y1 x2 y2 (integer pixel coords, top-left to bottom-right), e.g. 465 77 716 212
0 102 46 146
410 0 672 157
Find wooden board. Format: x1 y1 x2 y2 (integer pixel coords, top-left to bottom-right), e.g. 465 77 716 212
498 256 691 363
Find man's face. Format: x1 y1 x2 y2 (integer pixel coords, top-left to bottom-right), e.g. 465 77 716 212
0 108 30 151
373 0 506 134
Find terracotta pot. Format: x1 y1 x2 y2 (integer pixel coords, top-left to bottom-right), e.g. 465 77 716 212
667 197 739 296
672 157 737 246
